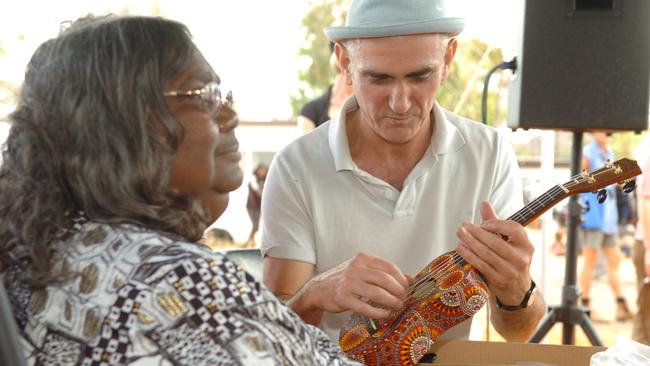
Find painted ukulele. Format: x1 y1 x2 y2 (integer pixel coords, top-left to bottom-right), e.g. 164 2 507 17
339 158 641 365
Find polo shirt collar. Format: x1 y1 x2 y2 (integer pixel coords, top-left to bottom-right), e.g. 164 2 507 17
328 96 465 172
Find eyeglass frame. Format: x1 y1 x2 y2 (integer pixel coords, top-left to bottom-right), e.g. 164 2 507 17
163 81 226 116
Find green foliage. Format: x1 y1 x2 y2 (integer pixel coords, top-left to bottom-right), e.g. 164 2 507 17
291 0 350 115
438 38 506 125
608 131 646 159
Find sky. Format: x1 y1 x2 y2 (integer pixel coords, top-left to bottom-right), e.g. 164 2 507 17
0 0 519 122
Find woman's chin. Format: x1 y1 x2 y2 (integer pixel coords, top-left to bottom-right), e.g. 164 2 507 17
217 168 244 192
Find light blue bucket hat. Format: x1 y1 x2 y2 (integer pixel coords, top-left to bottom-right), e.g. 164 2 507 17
326 0 465 41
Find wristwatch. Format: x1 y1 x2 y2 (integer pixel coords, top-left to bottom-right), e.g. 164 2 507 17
495 279 537 311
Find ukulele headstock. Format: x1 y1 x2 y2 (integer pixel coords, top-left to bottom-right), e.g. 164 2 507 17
561 158 640 196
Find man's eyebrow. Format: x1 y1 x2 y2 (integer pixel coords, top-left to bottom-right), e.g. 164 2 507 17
361 70 391 79
361 66 435 79
406 66 434 78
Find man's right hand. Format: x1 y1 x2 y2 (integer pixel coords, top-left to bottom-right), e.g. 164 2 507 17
264 252 410 325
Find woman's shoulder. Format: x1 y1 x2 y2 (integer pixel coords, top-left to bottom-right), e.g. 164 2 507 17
55 222 255 295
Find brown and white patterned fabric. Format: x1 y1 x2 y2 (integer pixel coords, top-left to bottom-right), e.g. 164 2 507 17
5 222 359 365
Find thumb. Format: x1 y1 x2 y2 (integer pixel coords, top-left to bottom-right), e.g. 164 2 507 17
480 201 498 223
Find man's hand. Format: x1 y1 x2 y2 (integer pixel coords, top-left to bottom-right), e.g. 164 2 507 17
454 201 546 341
455 201 534 304
281 252 410 324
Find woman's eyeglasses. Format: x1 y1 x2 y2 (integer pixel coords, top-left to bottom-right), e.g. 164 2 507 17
164 82 231 116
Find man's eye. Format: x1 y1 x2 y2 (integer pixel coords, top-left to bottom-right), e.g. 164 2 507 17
369 76 389 83
412 73 432 81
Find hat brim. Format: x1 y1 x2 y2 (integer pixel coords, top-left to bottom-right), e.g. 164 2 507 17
325 18 465 42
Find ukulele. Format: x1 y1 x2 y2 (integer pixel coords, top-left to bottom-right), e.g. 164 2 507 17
339 158 641 366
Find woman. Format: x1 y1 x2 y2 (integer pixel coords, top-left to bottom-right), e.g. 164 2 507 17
0 15 357 365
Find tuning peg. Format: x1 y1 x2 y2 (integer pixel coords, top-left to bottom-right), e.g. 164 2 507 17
597 189 607 203
623 180 637 193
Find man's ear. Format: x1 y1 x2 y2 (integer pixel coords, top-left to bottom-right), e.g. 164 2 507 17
441 37 458 83
335 42 353 85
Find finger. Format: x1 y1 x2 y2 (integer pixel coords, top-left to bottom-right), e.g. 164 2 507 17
456 226 507 280
479 201 525 243
349 281 405 311
359 252 410 289
348 298 393 320
405 274 415 285
480 219 528 246
463 222 511 256
355 266 409 303
466 221 533 276
479 201 498 221
464 221 530 264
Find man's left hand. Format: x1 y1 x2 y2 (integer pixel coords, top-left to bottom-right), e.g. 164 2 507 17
455 201 534 306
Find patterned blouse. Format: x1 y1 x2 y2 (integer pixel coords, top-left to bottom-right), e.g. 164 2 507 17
5 222 359 365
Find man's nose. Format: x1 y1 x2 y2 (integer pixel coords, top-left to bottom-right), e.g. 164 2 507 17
388 82 411 115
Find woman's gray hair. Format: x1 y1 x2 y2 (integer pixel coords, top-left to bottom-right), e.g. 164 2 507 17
0 15 207 286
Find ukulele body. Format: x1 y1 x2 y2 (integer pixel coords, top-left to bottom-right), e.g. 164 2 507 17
339 250 488 365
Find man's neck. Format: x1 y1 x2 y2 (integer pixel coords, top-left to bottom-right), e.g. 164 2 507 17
346 109 433 191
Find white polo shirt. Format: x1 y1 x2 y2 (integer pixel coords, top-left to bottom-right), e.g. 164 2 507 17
261 96 523 341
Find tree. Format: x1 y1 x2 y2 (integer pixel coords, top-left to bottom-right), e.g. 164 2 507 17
290 0 349 115
438 38 506 125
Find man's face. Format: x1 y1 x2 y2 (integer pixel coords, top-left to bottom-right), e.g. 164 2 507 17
338 34 456 145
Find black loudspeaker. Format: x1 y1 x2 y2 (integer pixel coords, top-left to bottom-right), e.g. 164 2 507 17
508 0 650 132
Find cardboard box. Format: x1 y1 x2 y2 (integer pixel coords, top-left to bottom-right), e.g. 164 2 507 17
418 340 606 366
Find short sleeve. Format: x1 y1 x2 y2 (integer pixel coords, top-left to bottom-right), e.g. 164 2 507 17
489 134 524 219
260 152 317 264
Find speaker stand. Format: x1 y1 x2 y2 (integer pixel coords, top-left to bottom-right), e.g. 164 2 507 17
528 131 603 346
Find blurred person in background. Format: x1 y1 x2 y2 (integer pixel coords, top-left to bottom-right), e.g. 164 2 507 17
298 42 354 133
579 132 633 321
632 135 650 344
245 163 268 247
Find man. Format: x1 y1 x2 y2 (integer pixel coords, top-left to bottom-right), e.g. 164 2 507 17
261 0 546 343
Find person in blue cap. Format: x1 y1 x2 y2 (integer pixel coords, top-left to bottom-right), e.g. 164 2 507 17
262 0 546 343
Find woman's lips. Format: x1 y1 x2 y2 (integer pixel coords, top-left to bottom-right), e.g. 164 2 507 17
217 142 241 160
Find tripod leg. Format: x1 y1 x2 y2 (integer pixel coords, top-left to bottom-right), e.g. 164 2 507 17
528 308 557 343
578 312 604 346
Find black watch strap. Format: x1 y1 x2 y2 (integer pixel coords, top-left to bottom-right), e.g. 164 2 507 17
495 279 537 311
